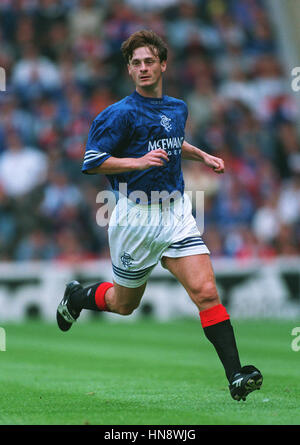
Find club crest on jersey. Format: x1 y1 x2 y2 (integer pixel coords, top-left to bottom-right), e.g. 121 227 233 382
160 115 172 132
120 251 134 268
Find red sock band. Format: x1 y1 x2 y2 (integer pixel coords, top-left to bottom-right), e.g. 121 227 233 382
95 282 114 311
199 304 230 328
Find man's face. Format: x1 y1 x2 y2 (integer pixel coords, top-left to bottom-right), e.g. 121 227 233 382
127 46 166 90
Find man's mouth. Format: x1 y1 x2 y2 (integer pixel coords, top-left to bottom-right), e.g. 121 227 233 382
140 76 151 80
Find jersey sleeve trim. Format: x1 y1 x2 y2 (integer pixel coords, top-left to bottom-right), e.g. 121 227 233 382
81 152 111 174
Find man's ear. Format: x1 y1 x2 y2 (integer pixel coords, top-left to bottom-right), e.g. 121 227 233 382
161 60 167 73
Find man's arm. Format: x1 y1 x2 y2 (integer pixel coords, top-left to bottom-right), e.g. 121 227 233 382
86 149 169 174
182 140 225 174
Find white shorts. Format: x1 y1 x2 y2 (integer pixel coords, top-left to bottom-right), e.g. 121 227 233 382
108 193 210 288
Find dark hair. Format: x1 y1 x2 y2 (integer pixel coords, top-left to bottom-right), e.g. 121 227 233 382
121 30 168 64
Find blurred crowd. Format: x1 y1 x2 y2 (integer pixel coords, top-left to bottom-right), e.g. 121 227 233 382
0 0 300 263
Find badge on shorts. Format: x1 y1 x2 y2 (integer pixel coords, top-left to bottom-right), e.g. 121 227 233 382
120 251 134 268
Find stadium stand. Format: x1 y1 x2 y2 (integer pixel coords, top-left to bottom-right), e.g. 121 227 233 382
0 0 299 263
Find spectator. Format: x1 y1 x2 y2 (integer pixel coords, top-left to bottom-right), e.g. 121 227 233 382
125 0 179 12
14 229 58 261
0 185 17 259
0 93 35 145
166 1 220 54
252 192 280 244
218 68 257 112
68 0 105 41
186 76 221 129
11 43 62 101
277 174 300 226
40 170 82 218
275 122 300 178
0 0 298 262
0 130 48 197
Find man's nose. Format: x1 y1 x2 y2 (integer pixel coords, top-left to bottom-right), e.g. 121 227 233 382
140 62 148 71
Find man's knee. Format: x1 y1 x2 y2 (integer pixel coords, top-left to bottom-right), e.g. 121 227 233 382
189 281 219 308
117 303 139 316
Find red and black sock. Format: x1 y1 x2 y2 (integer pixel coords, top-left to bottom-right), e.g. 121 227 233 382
200 304 241 381
70 282 113 312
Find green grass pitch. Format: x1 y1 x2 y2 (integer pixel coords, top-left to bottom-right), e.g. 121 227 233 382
0 317 299 425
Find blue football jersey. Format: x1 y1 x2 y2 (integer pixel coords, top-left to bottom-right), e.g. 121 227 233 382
82 90 188 203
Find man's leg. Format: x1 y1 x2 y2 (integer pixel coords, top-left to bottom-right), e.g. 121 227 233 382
162 254 241 380
161 253 263 400
56 280 146 331
95 281 147 315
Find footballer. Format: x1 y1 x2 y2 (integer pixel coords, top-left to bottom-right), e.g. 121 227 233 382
57 30 263 401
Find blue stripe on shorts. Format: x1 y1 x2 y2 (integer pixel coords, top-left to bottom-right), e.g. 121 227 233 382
112 264 153 280
168 236 204 249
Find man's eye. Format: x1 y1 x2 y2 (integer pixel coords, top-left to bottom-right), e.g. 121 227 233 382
131 59 156 67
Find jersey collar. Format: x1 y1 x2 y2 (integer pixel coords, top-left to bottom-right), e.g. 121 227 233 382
132 90 165 105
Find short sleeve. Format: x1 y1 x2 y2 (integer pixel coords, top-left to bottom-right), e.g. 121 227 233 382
182 101 188 123
82 106 130 174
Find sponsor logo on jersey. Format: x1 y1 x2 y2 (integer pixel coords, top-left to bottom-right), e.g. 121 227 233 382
148 136 184 152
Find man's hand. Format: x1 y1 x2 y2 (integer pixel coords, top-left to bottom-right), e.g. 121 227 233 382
87 149 169 175
202 152 225 174
135 149 169 171
181 140 225 174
